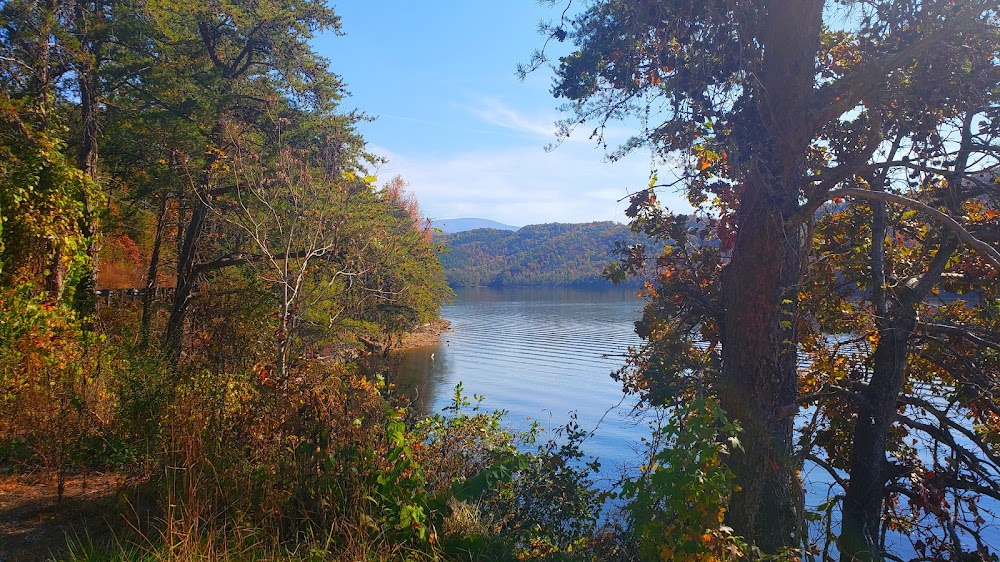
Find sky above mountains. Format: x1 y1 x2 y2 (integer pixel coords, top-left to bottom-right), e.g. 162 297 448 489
315 1 690 226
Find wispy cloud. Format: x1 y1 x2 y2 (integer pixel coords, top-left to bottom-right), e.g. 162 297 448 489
369 141 690 227
465 97 557 138
462 97 640 147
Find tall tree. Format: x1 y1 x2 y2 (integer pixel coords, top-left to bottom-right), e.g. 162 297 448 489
0 0 96 301
126 0 349 358
796 105 1000 559
550 0 1000 554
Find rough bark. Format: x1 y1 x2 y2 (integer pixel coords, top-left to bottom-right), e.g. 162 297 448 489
718 0 823 551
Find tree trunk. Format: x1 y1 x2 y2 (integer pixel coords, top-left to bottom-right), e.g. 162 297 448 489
73 0 103 320
839 239 954 562
141 191 169 349
163 198 209 360
840 312 914 562
841 112 973 562
720 172 804 552
164 118 225 361
718 0 822 552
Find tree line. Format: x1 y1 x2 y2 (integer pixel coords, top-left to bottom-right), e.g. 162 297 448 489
438 221 660 288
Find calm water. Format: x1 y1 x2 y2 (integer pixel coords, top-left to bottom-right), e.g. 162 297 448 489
397 287 999 553
395 286 651 477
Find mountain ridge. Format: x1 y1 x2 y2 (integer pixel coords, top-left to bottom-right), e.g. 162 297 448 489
431 217 519 234
436 220 651 288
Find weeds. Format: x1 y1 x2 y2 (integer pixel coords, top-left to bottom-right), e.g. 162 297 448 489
2 290 739 562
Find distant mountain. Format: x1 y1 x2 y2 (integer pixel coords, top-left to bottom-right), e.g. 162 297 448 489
432 217 519 234
437 221 656 288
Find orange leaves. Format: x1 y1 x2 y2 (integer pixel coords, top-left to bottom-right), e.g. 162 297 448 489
646 65 675 86
693 144 727 174
818 30 862 79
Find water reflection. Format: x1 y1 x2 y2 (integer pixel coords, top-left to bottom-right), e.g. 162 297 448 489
392 342 447 415
394 286 649 473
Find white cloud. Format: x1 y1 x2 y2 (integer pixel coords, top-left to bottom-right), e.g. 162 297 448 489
361 97 692 227
464 97 558 138
370 140 691 227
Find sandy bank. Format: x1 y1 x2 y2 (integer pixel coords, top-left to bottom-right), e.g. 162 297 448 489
397 318 452 349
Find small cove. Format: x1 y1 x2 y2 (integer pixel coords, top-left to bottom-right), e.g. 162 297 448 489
394 286 652 478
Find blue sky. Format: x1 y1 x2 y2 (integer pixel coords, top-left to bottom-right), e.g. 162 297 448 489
315 1 687 226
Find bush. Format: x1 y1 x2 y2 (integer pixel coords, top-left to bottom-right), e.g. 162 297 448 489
620 398 747 562
0 286 114 485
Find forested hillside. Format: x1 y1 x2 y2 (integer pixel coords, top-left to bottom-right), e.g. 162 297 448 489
438 221 654 287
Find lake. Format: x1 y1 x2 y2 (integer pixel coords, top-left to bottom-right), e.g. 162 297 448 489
396 287 999 554
394 286 652 479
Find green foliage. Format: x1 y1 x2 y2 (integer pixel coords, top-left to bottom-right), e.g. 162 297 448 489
374 416 433 543
0 99 94 295
413 386 612 561
439 222 659 288
621 399 746 562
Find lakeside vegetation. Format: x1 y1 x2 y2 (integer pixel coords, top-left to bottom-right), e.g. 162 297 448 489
2 0 1000 561
0 1 616 559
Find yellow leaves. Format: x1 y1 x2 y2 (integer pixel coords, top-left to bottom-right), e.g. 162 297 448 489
693 144 727 175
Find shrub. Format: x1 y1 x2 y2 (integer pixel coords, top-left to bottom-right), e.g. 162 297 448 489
0 286 113 487
620 398 747 562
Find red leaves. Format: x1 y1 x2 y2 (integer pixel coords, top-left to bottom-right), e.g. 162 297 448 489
909 470 949 517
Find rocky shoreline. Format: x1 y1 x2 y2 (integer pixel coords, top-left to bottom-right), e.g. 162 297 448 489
397 318 452 349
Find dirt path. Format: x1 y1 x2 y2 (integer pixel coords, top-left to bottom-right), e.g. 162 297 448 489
0 473 124 562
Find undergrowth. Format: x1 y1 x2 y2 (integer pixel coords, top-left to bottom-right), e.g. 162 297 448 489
2 290 746 562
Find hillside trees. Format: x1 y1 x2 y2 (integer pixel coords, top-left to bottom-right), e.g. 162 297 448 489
439 221 653 287
1 0 450 373
0 0 99 301
549 0 1000 555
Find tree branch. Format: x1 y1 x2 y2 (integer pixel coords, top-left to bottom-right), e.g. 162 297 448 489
812 10 991 127
194 249 334 273
828 187 1000 268
918 322 1000 351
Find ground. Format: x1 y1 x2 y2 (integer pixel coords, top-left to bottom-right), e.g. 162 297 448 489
398 318 452 349
0 473 133 562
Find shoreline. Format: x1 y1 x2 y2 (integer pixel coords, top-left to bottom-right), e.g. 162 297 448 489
397 318 452 350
